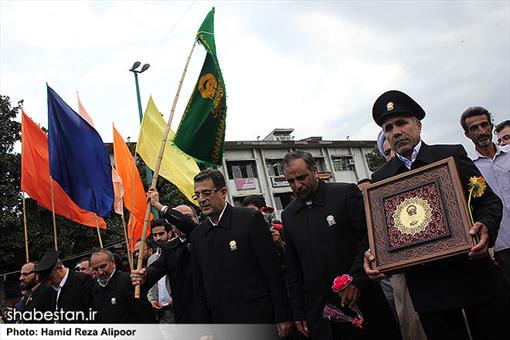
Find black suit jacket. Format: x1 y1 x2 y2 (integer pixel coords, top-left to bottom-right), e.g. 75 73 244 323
51 270 95 323
92 269 156 323
145 237 194 323
282 181 401 339
20 282 53 323
190 204 291 323
372 142 503 312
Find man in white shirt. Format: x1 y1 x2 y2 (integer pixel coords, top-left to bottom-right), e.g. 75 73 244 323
461 106 510 290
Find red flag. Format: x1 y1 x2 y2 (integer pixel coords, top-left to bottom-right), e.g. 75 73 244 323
21 111 106 228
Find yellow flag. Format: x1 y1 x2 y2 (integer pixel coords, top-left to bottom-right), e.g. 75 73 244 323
136 96 200 203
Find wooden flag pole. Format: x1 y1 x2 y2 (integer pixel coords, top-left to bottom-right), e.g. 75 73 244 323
49 176 58 251
22 192 29 262
95 215 104 248
134 40 198 298
120 204 133 271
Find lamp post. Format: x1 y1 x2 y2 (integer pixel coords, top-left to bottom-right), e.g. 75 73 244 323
129 61 158 217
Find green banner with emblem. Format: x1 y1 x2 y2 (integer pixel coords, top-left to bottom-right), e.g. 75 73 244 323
174 7 226 167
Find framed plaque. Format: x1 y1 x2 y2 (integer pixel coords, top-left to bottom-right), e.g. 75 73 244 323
363 157 474 274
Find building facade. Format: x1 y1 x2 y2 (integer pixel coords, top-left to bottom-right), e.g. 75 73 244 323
219 129 376 218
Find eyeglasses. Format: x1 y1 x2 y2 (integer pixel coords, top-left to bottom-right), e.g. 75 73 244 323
20 271 34 276
192 187 223 201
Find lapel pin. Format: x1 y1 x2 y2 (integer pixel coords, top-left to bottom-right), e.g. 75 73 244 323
229 240 238 251
326 215 336 227
111 297 116 305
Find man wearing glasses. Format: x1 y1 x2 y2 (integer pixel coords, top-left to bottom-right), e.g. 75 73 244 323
189 169 291 336
16 261 52 319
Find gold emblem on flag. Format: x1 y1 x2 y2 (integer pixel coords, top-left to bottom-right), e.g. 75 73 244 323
198 73 218 100
386 102 395 111
393 197 432 235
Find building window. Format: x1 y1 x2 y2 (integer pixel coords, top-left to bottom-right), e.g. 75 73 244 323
226 161 257 179
266 160 284 177
314 157 326 172
332 156 355 171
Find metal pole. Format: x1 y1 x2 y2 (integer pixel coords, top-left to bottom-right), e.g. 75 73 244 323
131 67 158 217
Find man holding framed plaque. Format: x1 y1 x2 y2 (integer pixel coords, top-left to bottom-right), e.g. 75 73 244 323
364 90 507 340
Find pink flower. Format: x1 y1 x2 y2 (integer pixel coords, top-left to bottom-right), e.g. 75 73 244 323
352 317 363 329
332 274 353 293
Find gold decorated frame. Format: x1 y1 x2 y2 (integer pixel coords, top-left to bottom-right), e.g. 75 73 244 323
363 157 474 274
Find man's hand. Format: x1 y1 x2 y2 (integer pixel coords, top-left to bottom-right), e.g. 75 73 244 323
363 249 386 281
271 228 285 249
294 320 310 338
469 222 490 259
147 187 163 211
131 268 147 286
150 300 163 310
275 321 292 337
341 285 361 309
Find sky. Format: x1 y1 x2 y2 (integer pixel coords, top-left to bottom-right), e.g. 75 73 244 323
1 1 509 154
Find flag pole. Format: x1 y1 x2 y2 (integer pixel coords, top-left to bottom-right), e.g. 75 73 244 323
49 176 58 251
20 105 30 262
22 192 29 262
134 40 198 298
120 203 133 270
95 215 104 248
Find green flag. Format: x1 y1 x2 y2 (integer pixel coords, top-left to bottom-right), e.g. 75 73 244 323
174 7 227 166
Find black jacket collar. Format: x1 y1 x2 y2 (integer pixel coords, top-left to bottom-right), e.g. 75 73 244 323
204 203 233 235
286 181 326 214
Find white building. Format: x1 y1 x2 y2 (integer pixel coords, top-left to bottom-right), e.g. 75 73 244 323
219 128 376 218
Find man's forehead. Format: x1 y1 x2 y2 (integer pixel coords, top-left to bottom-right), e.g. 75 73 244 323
382 114 414 127
284 158 309 171
22 263 34 271
194 178 215 190
91 253 109 263
152 225 166 233
465 114 491 126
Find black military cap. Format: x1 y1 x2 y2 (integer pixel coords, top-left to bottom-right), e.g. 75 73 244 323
34 249 59 280
372 90 426 126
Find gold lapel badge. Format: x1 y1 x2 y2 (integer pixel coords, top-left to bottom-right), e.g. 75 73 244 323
111 297 116 305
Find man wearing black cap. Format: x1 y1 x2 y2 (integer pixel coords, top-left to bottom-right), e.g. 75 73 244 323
364 90 507 340
35 249 96 323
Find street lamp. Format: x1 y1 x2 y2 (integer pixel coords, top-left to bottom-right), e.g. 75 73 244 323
129 61 151 122
129 61 158 217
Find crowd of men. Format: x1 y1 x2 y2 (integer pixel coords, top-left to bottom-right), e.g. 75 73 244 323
11 90 510 340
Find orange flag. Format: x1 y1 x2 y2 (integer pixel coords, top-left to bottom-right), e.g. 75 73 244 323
112 125 151 248
21 111 106 228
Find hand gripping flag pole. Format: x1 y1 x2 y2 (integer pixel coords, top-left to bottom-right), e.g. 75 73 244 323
134 40 197 298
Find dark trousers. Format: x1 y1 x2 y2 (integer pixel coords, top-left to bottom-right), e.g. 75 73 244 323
418 298 509 340
495 248 510 291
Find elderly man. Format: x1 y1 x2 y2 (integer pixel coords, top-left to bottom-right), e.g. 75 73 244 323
90 249 155 323
34 249 95 323
365 90 507 340
189 169 291 336
281 150 401 340
461 106 510 291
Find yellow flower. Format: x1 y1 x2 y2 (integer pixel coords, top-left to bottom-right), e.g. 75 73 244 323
468 176 487 198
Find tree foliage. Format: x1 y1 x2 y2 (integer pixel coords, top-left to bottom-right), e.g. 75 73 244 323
365 146 386 172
